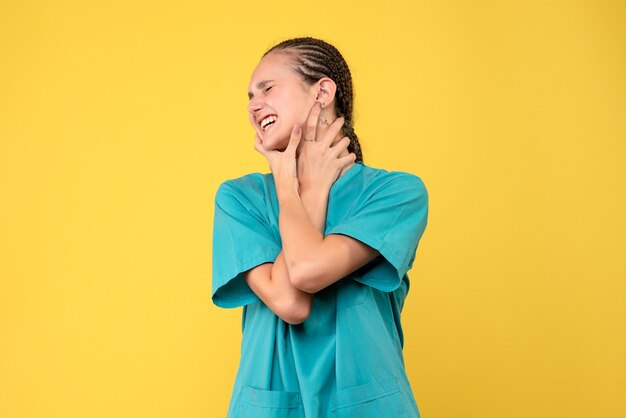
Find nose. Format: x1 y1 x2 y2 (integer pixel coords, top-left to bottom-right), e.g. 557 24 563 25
247 98 263 115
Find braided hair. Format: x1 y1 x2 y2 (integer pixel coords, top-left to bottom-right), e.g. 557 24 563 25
263 37 364 163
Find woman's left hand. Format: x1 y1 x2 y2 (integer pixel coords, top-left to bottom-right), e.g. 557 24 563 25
297 102 355 194
254 124 303 196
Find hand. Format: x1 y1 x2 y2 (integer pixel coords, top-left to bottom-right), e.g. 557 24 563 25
254 124 302 196
297 102 356 193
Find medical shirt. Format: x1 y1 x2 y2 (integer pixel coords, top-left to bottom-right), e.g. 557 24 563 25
212 162 428 418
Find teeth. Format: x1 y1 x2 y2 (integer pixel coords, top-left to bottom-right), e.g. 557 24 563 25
261 115 277 130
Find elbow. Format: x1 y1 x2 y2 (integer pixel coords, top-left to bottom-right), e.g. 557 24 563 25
289 263 324 294
278 297 311 325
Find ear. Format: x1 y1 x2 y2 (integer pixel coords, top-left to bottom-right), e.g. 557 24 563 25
313 77 337 109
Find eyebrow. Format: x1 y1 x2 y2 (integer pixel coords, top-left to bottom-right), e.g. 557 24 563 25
248 79 275 99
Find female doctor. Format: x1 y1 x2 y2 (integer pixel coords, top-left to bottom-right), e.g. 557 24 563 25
212 37 428 417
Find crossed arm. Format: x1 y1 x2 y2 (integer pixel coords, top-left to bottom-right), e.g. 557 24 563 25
244 103 380 324
243 186 380 325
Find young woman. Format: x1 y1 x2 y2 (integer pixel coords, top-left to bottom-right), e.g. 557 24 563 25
212 37 428 418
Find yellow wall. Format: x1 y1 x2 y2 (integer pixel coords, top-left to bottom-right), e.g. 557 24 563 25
1 1 624 417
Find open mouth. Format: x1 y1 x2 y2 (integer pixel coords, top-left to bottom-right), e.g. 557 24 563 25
260 115 277 132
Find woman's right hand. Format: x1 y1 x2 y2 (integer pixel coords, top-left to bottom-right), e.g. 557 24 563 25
297 102 356 194
254 124 303 198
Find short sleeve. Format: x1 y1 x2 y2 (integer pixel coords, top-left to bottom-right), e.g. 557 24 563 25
211 181 281 308
326 174 428 292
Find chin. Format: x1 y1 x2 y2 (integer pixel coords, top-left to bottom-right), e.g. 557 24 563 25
261 132 289 151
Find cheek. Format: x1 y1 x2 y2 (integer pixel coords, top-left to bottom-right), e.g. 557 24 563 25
279 89 314 121
282 102 313 128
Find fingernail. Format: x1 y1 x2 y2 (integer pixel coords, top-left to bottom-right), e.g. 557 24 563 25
294 125 301 134
316 102 322 108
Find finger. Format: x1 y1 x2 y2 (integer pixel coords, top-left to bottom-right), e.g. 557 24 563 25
295 129 307 158
249 113 263 139
321 116 345 147
330 136 351 157
253 133 268 157
304 101 322 141
286 124 302 157
338 152 357 166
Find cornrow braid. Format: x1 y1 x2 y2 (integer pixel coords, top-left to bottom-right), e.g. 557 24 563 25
264 37 364 163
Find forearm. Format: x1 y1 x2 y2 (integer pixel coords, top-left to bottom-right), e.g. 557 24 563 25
268 188 329 294
277 185 381 294
245 248 311 325
245 187 329 323
277 185 328 288
300 188 330 232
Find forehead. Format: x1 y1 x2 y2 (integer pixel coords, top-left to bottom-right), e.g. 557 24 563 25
248 52 298 88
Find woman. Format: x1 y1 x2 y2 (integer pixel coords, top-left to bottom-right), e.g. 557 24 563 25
212 37 428 418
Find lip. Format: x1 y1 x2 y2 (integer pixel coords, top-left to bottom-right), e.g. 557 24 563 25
259 114 279 133
256 113 277 125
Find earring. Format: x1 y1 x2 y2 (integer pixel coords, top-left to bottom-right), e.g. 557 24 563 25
319 102 330 126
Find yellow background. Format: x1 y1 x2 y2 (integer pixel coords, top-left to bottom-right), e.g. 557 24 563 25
1 0 624 417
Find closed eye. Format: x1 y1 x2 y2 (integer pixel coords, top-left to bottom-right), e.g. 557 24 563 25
247 82 275 100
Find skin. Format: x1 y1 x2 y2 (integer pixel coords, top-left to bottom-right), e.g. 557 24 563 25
243 52 380 325
247 52 319 152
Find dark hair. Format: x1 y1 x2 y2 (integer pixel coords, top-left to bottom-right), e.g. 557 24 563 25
264 37 363 163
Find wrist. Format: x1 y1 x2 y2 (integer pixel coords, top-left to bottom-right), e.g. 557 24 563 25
299 187 329 234
300 186 330 202
299 181 331 198
276 181 300 203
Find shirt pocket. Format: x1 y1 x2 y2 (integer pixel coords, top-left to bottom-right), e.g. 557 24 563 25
331 377 417 418
233 386 305 418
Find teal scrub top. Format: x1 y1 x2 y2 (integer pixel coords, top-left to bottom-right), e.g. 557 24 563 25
212 162 428 418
